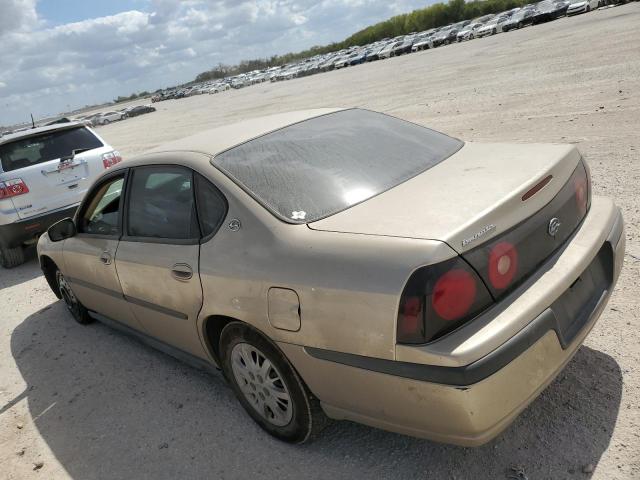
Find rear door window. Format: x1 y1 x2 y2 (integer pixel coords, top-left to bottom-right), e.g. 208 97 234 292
0 127 103 172
126 166 200 241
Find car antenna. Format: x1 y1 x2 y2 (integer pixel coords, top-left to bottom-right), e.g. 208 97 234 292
30 113 35 129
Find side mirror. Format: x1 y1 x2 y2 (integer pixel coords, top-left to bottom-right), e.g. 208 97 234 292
48 218 76 242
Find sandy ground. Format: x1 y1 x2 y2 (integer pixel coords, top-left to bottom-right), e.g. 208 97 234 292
1 4 639 479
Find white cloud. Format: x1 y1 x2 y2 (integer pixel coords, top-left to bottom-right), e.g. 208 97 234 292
0 0 430 125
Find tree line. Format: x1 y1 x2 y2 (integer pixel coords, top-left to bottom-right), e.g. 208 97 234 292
193 0 530 83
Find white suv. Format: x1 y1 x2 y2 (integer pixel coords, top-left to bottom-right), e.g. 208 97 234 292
0 123 121 267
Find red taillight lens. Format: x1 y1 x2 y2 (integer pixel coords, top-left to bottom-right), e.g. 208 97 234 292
0 179 29 199
397 296 424 342
432 269 477 321
488 241 518 290
574 170 588 217
102 150 122 169
397 257 493 344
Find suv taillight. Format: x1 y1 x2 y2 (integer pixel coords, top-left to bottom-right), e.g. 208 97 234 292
0 179 29 199
397 257 493 344
102 151 122 169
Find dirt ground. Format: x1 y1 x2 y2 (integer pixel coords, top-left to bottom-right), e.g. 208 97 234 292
1 4 639 479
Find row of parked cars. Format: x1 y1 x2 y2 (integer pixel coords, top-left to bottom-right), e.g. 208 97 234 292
73 104 157 127
152 0 623 102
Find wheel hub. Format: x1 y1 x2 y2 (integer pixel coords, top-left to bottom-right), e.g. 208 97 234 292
230 343 293 427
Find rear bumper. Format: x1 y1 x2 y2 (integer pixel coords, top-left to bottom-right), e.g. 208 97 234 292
0 204 78 248
281 197 624 445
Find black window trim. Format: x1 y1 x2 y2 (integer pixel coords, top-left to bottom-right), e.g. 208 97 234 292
74 168 129 241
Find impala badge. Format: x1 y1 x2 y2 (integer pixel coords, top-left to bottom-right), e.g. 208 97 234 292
548 217 561 237
462 224 496 247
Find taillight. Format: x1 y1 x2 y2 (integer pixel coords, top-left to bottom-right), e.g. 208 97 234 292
432 269 477 321
102 150 122 169
488 241 518 290
0 179 29 199
397 257 493 344
574 162 589 217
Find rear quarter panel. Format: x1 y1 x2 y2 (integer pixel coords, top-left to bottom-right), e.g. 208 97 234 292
194 162 458 361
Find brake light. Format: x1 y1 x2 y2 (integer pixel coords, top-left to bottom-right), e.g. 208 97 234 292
488 241 518 290
432 269 477 321
397 257 493 344
102 151 122 169
0 179 29 199
398 296 424 341
574 168 588 217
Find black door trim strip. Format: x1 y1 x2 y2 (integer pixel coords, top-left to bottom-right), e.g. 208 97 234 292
67 276 187 320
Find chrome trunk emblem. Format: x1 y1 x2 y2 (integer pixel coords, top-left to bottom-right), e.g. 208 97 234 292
548 217 561 237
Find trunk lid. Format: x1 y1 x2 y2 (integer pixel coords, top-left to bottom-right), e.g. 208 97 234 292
308 142 582 254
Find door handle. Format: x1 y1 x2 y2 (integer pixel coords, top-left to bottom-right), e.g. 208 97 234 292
171 263 193 281
99 251 112 265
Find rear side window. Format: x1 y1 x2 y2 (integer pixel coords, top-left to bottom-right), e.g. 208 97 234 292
0 127 103 172
213 109 462 223
195 173 227 237
127 166 200 240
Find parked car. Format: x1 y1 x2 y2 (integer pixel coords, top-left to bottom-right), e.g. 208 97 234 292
567 0 600 14
126 105 156 118
411 31 436 50
532 0 568 22
378 41 402 59
0 123 121 267
393 37 415 55
95 111 125 125
38 108 624 445
456 23 484 41
502 9 537 31
476 19 502 37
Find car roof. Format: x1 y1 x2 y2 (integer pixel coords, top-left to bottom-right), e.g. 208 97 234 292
0 121 84 146
142 108 345 159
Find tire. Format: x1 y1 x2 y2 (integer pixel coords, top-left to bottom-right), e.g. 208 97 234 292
103 119 110 125
492 28 497 35
220 322 328 444
56 270 93 324
518 22 523 28
0 245 25 268
587 5 591 11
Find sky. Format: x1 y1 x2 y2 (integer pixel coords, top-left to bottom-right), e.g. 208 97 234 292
0 0 431 126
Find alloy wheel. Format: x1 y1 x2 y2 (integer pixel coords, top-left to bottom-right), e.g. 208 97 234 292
230 342 294 427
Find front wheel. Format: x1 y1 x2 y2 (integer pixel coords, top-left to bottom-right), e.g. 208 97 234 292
56 270 93 324
220 322 327 443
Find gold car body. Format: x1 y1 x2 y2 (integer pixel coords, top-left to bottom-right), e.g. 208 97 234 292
37 109 625 445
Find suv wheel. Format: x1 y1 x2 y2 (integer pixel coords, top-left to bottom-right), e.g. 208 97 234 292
220 322 328 443
56 270 93 324
0 245 25 268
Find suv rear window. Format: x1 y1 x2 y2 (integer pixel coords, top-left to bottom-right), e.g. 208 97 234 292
0 127 103 173
213 109 463 223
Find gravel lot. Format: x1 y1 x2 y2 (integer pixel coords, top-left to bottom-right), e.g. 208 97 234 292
1 4 639 479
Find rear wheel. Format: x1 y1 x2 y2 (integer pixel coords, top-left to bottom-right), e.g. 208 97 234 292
0 245 25 268
220 322 328 444
56 270 93 324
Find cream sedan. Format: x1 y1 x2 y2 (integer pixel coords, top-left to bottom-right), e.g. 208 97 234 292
38 108 625 445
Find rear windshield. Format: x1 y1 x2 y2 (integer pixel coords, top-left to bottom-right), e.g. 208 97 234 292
213 109 463 223
0 127 103 173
